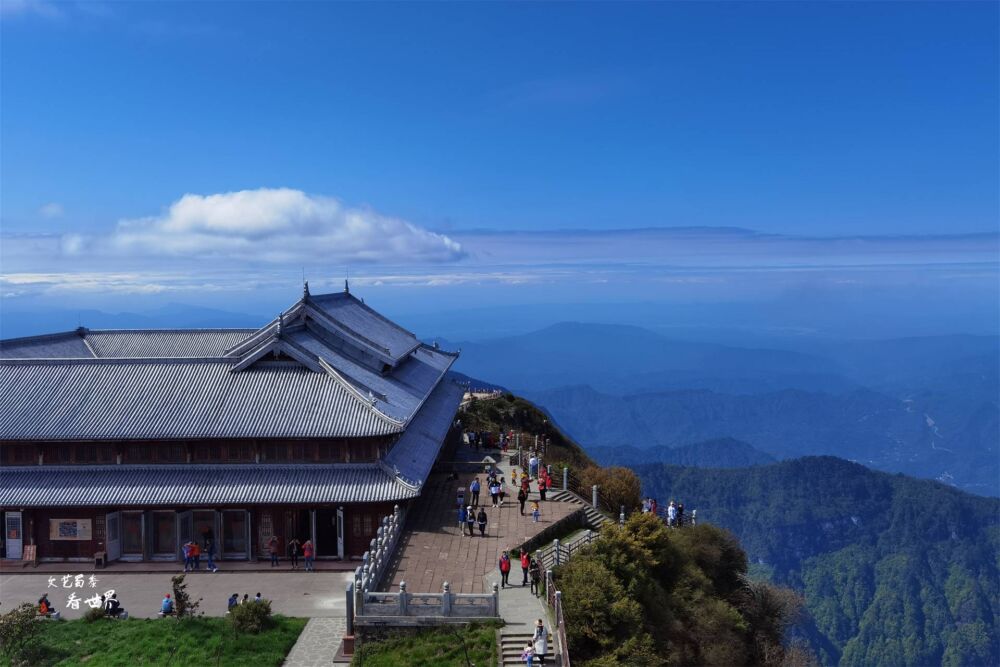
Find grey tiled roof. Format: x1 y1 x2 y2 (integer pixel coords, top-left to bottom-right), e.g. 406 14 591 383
309 293 421 362
0 360 403 441
0 464 418 507
384 378 465 488
0 332 92 359
0 289 460 444
87 330 255 358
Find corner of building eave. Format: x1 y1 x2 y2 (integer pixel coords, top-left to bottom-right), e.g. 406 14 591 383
317 357 406 430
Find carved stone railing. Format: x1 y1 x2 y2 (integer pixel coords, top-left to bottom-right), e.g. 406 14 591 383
352 581 500 625
353 504 405 601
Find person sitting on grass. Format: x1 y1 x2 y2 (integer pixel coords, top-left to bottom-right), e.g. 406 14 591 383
37 593 60 619
158 593 174 616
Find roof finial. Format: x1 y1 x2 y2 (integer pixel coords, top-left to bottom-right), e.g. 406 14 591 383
344 278 350 294
276 312 283 337
303 280 310 298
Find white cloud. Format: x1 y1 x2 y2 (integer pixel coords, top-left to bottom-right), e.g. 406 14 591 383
0 0 64 19
39 202 64 219
66 188 464 264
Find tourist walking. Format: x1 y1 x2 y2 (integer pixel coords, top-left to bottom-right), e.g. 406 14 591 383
303 539 315 571
190 540 201 570
499 551 511 588
538 475 547 501
458 504 468 532
499 477 507 506
182 541 193 572
268 535 280 566
518 487 528 515
205 537 218 572
466 506 476 536
477 507 488 536
678 503 686 526
520 549 530 586
288 537 301 570
533 619 548 665
470 477 481 508
529 558 541 596
490 479 500 507
521 642 536 667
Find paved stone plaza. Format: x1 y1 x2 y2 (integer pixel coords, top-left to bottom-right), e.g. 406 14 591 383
0 570 352 619
383 456 579 594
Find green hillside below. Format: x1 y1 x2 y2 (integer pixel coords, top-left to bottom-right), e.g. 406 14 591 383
635 457 1000 666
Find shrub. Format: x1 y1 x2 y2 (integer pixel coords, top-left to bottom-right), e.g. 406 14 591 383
83 606 107 623
228 599 274 634
171 574 203 618
579 465 642 514
0 603 42 663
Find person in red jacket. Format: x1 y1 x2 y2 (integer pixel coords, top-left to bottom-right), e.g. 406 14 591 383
498 551 512 588
520 549 531 586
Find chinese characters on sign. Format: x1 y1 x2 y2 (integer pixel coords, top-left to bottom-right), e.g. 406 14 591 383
45 573 115 609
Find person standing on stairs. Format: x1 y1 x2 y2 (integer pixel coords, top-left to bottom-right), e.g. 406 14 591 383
520 549 531 586
533 618 548 665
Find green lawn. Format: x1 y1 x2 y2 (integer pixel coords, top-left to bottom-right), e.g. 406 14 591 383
351 622 499 667
1 616 306 667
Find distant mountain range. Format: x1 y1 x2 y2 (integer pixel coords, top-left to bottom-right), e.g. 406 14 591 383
438 322 997 496
589 437 775 468
634 457 1000 666
0 304 263 338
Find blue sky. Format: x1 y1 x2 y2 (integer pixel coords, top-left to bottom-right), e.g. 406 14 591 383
1 1 997 339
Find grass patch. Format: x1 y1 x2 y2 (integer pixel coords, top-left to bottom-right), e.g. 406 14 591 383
1 615 306 667
351 621 500 667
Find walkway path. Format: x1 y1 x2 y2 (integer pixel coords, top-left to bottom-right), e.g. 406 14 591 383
382 453 578 595
283 617 347 666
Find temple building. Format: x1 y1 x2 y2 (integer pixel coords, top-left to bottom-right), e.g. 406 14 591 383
0 283 463 563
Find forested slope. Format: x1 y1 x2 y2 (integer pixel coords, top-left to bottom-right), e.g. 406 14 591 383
636 457 1000 666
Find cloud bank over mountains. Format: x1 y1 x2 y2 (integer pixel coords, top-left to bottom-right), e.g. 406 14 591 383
60 188 465 264
1 186 996 339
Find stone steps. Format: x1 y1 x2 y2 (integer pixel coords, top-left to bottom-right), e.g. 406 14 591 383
499 631 556 666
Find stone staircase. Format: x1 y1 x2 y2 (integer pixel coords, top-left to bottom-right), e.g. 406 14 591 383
534 490 612 571
548 489 612 530
499 629 557 666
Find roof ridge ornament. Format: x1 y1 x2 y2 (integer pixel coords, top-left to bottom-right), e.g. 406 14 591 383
303 280 310 298
276 313 283 338
344 278 350 294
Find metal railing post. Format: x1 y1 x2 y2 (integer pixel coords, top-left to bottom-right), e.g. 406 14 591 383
554 538 561 566
592 485 598 509
563 467 568 491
